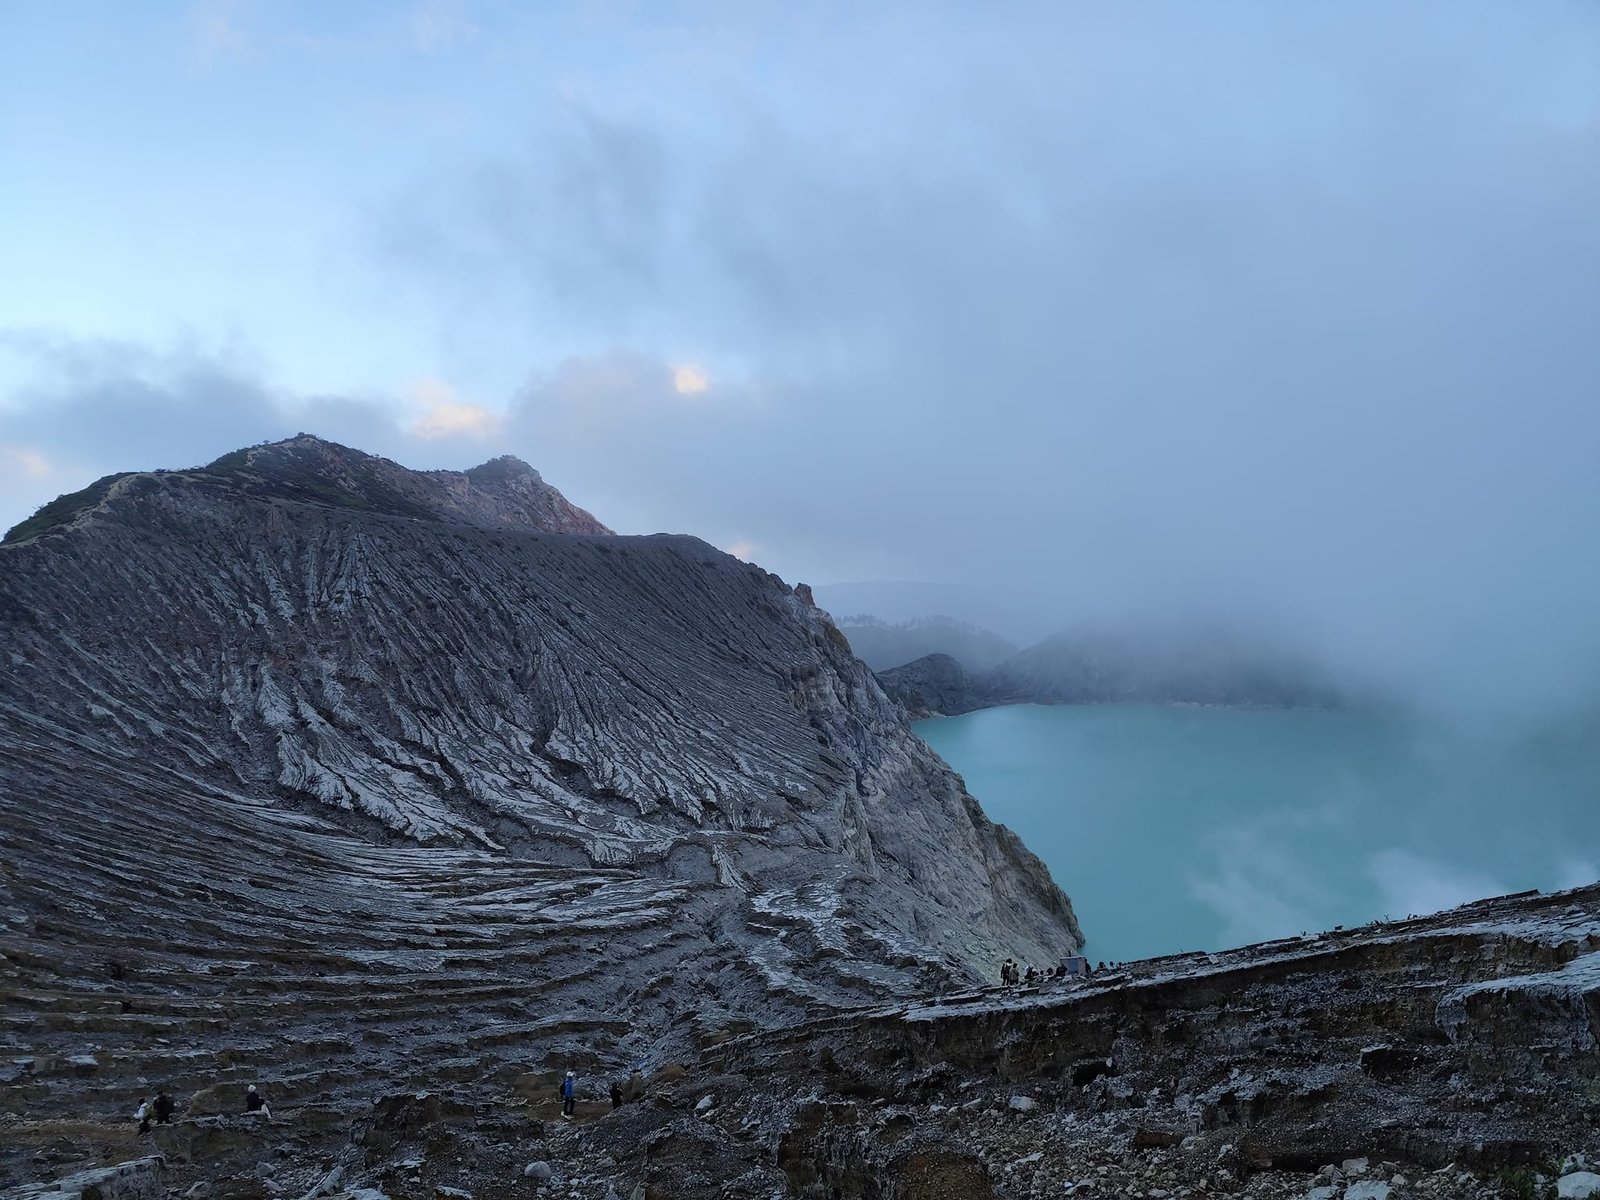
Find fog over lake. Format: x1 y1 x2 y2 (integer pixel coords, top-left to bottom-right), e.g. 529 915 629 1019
917 704 1600 962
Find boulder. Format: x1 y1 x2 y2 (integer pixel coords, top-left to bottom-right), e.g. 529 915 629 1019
522 1163 553 1183
1343 1184 1390 1200
14 1157 163 1200
1559 1173 1600 1200
1007 1095 1037 1113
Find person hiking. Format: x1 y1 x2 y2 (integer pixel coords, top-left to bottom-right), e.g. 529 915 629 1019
610 1080 623 1110
1000 957 1017 986
560 1071 576 1119
153 1091 175 1125
134 1097 152 1135
1024 964 1038 985
245 1083 272 1121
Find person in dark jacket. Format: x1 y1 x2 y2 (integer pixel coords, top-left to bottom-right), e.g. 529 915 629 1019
153 1091 175 1125
610 1081 623 1110
560 1071 576 1118
245 1084 272 1121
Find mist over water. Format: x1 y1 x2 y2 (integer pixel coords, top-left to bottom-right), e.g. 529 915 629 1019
917 704 1600 962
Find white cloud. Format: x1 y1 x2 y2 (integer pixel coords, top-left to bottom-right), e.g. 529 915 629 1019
405 378 501 440
673 364 710 396
0 443 51 480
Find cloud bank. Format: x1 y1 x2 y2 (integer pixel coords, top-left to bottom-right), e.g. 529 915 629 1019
3 2 1598 719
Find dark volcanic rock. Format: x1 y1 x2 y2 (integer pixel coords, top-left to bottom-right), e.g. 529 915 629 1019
0 435 1079 1190
876 654 992 718
689 885 1600 1199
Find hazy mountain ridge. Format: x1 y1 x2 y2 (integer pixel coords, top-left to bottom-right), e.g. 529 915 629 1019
869 620 1343 715
0 436 1079 1158
835 614 1019 672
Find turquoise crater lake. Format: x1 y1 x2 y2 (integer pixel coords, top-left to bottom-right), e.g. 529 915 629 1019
915 704 1600 962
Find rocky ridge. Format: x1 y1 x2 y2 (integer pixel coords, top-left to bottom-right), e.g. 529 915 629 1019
9 885 1598 1199
0 435 1078 1190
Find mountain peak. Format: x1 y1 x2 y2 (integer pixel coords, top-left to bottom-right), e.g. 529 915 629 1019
5 435 611 543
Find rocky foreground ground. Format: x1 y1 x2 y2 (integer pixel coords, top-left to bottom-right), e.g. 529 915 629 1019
7 883 1599 1200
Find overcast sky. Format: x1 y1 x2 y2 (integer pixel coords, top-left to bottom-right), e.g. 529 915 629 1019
3 1 1598 713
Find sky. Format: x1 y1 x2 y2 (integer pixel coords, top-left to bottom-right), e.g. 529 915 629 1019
2 1 1598 716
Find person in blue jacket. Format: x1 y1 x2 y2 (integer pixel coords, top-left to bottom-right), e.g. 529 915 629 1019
560 1071 576 1119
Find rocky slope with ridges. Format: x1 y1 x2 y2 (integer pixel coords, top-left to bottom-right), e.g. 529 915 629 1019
0 436 1079 1189
10 886 1597 1199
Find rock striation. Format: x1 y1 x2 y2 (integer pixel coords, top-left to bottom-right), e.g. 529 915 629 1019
0 435 1079 1188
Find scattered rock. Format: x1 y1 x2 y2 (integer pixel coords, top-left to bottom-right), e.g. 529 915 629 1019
1007 1095 1038 1113
20 1156 163 1200
522 1163 553 1183
1343 1183 1390 1200
296 1165 344 1200
1559 1173 1600 1200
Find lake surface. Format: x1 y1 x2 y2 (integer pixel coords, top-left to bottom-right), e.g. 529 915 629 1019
915 704 1600 961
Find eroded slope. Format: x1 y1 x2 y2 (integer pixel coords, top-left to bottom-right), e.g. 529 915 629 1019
0 439 1078 1181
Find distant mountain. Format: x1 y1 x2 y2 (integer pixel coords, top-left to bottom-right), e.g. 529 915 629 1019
877 653 992 718
810 580 1058 645
835 614 1018 672
879 621 1342 716
987 622 1341 708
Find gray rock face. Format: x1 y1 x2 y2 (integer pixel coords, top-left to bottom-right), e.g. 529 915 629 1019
3 1156 163 1200
0 436 1079 1173
876 654 992 717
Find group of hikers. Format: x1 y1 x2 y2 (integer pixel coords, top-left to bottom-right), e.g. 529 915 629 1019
998 956 1124 987
562 1069 636 1118
133 1084 270 1134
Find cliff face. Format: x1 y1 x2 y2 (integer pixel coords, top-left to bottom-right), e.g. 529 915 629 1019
623 885 1600 1198
0 436 1079 1179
